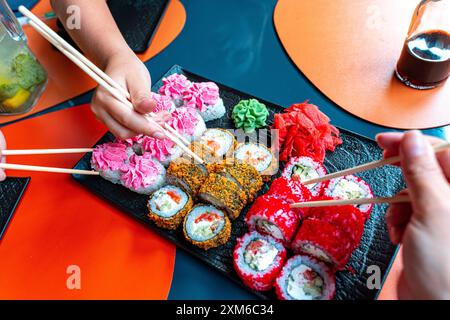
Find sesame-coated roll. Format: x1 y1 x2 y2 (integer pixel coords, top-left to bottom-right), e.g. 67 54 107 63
233 231 287 291
147 185 193 230
246 195 300 245
198 173 248 220
218 162 263 202
183 204 231 250
274 255 336 300
166 158 209 196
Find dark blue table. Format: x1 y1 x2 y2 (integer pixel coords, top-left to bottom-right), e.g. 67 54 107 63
5 0 449 299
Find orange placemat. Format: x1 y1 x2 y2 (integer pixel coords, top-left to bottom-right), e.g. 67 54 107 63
0 0 186 125
0 105 175 299
274 0 450 129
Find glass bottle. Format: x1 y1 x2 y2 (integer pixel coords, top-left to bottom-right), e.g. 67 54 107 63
0 0 47 115
395 0 450 90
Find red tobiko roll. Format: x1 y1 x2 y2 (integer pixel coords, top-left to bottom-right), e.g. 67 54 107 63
291 219 355 270
233 231 287 292
266 177 312 217
246 195 300 245
322 175 374 219
305 199 365 247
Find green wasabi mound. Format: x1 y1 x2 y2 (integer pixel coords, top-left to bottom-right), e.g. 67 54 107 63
232 99 269 133
12 52 47 90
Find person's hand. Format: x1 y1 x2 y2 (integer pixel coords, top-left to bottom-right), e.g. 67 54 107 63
0 130 6 181
91 50 168 139
376 131 450 300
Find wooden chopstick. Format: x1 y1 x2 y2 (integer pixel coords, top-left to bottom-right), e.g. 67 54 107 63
290 195 410 209
19 6 130 99
1 148 93 156
0 163 100 176
24 11 200 163
304 141 450 185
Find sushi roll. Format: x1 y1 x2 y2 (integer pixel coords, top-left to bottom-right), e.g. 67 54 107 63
323 175 374 219
150 92 176 113
233 231 287 291
140 136 175 166
198 173 248 220
197 129 236 158
147 185 193 230
166 158 209 196
168 106 206 142
266 177 312 205
182 82 226 122
274 255 336 300
282 156 326 197
290 219 355 269
120 154 166 195
234 142 277 176
246 195 300 245
91 142 133 184
218 162 263 202
183 204 231 250
306 203 365 246
158 73 191 107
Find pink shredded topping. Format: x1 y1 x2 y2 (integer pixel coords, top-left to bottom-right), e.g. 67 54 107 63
120 154 162 189
158 74 191 100
150 92 174 113
141 136 175 161
168 106 199 135
117 135 144 146
92 142 129 171
182 82 220 112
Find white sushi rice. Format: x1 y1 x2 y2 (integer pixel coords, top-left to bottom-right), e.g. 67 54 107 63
276 255 335 300
198 129 235 157
91 147 134 185
148 185 189 218
324 175 373 213
198 98 226 122
234 143 274 173
184 205 226 242
192 112 207 141
282 156 326 197
235 232 284 274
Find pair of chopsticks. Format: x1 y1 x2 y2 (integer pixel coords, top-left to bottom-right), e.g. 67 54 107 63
17 6 203 164
289 141 450 209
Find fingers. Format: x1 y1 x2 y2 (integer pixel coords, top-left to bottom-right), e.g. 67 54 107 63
0 131 6 181
399 130 449 215
386 190 412 244
92 88 165 139
126 67 156 115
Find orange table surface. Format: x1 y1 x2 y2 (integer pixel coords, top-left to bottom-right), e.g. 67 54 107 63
0 105 175 299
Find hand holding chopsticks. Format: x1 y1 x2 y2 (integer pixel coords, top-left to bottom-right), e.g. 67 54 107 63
18 6 203 164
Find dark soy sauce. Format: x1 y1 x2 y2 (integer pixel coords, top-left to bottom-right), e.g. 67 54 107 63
396 30 450 89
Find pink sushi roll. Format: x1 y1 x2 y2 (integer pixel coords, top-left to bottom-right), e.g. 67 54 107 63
150 92 176 113
182 82 226 122
246 195 300 245
233 231 287 291
120 154 166 195
91 142 133 184
158 73 191 107
282 156 326 198
322 175 374 219
274 255 336 300
168 106 207 142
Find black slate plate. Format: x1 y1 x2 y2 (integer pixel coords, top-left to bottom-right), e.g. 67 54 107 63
0 177 30 240
72 65 405 300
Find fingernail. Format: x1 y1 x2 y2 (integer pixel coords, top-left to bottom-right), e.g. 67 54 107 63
154 132 166 139
403 130 426 158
